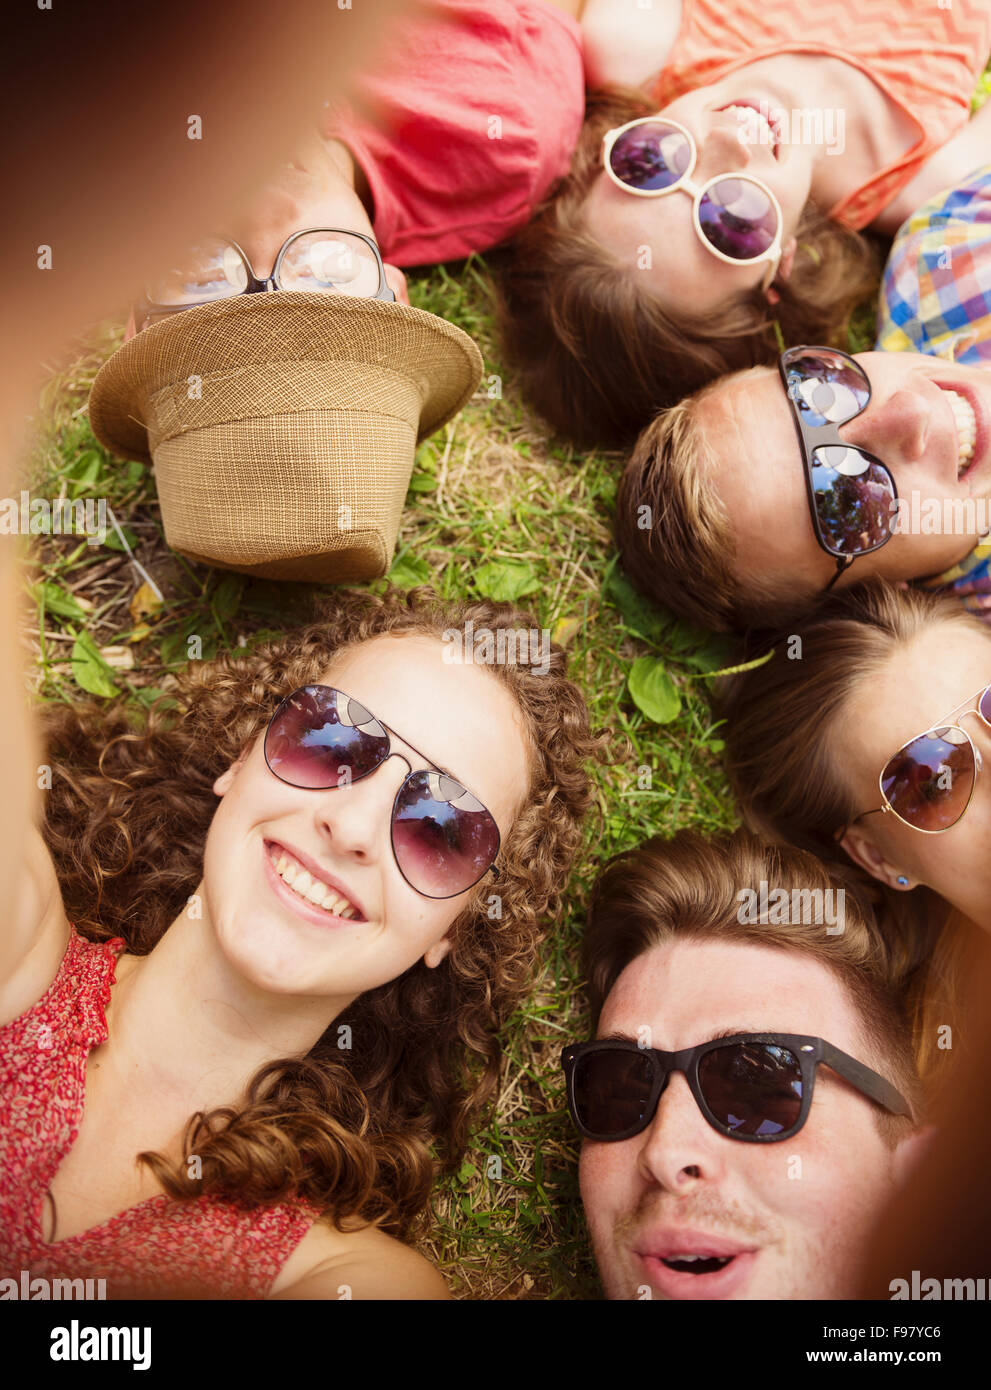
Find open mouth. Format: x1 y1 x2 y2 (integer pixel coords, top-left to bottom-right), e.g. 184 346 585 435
940 386 978 479
717 101 781 159
265 840 364 920
636 1237 758 1299
660 1254 734 1275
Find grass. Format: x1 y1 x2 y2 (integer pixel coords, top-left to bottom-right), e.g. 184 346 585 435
21 261 737 1300
19 64 991 1297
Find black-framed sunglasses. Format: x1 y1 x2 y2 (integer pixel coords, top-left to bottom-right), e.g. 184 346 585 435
135 228 395 329
779 346 898 593
263 685 500 900
561 1033 912 1144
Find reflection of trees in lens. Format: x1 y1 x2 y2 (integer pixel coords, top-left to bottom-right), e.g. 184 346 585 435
786 356 869 426
882 736 972 828
612 126 688 190
814 465 892 552
699 202 774 259
701 1044 801 1136
393 774 497 892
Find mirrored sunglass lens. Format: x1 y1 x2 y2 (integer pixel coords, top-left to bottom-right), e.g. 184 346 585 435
981 686 991 724
391 769 499 898
608 122 692 191
881 729 976 831
265 687 388 788
811 447 895 555
573 1049 655 1137
697 178 777 260
146 238 248 305
278 231 382 297
783 350 870 426
699 1043 803 1138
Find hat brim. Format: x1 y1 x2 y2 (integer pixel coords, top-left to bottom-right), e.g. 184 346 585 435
88 291 483 463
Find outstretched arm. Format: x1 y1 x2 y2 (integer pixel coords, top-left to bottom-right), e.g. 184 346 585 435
581 0 684 90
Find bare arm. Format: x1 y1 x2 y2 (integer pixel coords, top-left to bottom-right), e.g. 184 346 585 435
581 0 683 90
272 1228 451 1301
873 102 991 237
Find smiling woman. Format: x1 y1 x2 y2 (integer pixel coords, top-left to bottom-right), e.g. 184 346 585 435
0 585 605 1299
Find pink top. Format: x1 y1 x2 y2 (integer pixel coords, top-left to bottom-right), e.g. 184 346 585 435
651 0 991 230
323 0 585 265
0 928 318 1299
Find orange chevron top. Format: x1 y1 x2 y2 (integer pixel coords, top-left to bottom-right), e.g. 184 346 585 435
651 0 991 229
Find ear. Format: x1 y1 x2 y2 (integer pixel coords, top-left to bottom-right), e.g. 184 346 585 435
213 751 249 798
423 936 452 970
839 825 914 891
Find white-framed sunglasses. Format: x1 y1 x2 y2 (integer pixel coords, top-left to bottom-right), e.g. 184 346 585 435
601 115 784 292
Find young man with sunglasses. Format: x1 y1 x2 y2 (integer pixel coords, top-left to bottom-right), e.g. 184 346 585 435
564 830 929 1301
616 163 991 633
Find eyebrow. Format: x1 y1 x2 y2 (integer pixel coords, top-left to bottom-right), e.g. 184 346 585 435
598 1027 762 1045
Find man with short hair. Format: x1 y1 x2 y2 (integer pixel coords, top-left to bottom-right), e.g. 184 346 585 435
564 831 930 1300
616 164 991 632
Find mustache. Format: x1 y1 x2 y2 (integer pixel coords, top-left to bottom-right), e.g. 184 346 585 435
615 1186 782 1249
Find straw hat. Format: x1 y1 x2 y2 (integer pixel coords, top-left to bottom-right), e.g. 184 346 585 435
88 292 483 581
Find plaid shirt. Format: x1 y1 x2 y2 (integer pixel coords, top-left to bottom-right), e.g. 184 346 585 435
876 164 991 622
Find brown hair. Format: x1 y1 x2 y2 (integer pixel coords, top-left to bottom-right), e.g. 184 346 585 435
40 585 608 1239
717 581 990 1079
496 89 879 451
584 827 925 1138
615 369 821 633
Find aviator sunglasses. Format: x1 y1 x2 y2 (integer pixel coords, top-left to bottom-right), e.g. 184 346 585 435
850 681 991 836
264 685 501 899
561 1033 912 1144
602 115 784 289
779 346 898 591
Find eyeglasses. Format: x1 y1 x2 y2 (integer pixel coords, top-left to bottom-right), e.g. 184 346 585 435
779 346 898 592
851 682 991 835
263 685 500 899
562 1034 911 1144
135 228 395 330
601 116 783 290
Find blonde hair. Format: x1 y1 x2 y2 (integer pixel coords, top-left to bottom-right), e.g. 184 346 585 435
616 370 822 632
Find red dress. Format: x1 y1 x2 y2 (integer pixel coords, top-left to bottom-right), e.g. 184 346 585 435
0 928 318 1299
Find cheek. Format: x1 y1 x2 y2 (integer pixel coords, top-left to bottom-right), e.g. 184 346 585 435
578 1143 627 1230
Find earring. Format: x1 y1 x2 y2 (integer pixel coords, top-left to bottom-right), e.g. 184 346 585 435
896 875 909 887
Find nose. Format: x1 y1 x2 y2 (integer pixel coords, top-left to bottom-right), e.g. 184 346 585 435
310 752 410 864
698 119 754 174
635 1070 726 1192
838 388 930 466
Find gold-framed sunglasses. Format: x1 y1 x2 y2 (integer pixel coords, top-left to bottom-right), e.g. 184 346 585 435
851 682 991 834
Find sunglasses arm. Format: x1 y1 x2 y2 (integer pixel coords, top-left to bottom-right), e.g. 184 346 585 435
822 554 856 593
818 1039 913 1118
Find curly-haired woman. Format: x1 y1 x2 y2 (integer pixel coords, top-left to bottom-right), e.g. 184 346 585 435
498 0 991 449
0 584 604 1299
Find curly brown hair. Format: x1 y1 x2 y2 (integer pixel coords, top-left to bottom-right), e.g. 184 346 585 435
495 88 879 451
39 585 608 1239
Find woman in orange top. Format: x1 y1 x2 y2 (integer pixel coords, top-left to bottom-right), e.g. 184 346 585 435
498 0 991 449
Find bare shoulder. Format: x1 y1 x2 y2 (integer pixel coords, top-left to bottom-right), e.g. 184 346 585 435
270 1221 450 1301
